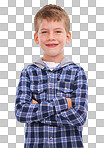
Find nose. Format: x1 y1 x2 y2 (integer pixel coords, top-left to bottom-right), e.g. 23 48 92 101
47 32 55 40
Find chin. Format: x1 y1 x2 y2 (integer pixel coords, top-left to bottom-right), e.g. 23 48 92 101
47 54 57 57
49 54 61 58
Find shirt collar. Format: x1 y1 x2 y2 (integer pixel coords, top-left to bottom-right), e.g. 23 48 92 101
33 56 73 70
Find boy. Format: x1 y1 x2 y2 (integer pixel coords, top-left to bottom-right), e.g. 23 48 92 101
15 4 88 148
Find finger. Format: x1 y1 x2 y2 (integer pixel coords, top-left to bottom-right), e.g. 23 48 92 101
33 101 38 104
66 97 72 108
32 99 38 104
69 98 72 107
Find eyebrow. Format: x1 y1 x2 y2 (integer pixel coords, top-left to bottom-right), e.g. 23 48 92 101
40 28 63 30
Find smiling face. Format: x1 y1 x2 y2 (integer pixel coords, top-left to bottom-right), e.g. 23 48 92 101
34 19 71 63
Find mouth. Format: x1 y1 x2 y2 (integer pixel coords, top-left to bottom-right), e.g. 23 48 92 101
46 44 58 48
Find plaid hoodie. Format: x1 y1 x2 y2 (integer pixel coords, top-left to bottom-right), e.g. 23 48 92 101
15 57 88 148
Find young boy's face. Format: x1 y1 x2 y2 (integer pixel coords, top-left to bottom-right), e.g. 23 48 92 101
34 19 71 62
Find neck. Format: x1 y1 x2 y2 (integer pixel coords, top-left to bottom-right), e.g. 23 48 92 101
42 55 64 63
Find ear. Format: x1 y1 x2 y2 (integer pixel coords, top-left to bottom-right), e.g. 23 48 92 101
34 32 39 44
66 32 71 44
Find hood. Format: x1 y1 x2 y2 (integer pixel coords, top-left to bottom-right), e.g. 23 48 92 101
33 57 73 69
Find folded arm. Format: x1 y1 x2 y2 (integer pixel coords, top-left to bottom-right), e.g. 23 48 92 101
32 97 73 127
37 68 88 127
15 68 68 124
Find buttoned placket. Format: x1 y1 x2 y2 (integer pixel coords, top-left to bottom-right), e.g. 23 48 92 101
47 71 55 101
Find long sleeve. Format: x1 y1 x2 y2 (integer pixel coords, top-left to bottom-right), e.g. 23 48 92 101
15 68 68 124
40 67 88 127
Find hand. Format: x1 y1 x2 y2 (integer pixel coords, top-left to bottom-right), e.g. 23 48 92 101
32 99 38 104
66 97 72 109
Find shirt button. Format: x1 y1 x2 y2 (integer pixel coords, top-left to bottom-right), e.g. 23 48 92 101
49 137 52 140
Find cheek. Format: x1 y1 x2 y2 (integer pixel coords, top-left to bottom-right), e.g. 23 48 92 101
58 35 66 42
59 39 66 46
39 36 46 43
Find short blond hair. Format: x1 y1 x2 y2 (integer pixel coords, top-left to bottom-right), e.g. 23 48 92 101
34 4 70 34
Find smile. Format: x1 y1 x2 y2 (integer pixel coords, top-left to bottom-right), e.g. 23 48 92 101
46 44 58 48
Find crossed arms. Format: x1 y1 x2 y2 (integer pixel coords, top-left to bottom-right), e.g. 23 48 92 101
15 67 88 127
32 97 72 108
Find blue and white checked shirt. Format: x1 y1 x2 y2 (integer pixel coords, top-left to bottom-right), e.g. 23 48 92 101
15 57 88 148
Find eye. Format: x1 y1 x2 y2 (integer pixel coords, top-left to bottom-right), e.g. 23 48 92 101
41 31 47 34
56 31 62 33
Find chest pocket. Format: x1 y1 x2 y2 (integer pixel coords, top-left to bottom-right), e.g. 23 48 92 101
30 82 47 103
56 81 73 98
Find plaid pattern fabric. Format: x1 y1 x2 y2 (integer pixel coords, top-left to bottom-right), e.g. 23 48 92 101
15 57 88 148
